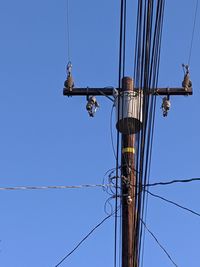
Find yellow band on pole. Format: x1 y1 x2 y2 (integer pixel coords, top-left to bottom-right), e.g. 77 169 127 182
122 147 135 154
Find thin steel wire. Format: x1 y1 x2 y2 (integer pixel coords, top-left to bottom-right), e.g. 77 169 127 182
66 0 71 61
0 184 113 191
188 0 199 65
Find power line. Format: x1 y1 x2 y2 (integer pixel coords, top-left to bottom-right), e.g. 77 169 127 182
147 177 200 187
141 219 178 267
188 0 199 65
110 104 117 159
0 184 113 191
54 213 114 267
114 0 127 265
66 0 71 61
146 189 200 218
133 1 166 265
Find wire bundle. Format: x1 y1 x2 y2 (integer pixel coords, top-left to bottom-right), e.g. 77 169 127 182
133 0 165 265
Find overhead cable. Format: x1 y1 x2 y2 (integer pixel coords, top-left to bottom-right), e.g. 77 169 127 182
146 190 200 218
0 184 113 191
133 1 166 265
114 0 127 266
141 219 178 267
188 0 199 65
54 213 114 267
147 177 200 187
66 0 71 61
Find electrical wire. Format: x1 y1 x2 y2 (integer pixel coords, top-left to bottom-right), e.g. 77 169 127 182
147 177 200 187
146 189 200 217
141 219 178 267
110 104 117 159
97 89 114 102
188 0 199 65
132 1 166 265
54 213 114 267
0 184 113 191
66 0 71 62
118 176 200 189
114 0 127 266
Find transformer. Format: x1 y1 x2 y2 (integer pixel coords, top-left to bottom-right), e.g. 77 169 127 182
114 89 143 134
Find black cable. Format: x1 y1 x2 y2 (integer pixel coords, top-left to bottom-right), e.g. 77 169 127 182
140 2 165 264
141 219 178 267
132 1 166 265
146 189 200 217
54 213 113 267
97 89 114 102
122 0 127 77
110 104 117 160
114 0 125 265
147 177 200 187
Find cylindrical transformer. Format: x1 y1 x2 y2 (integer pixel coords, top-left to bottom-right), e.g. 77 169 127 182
114 77 143 134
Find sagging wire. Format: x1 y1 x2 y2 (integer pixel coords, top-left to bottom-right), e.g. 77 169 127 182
54 212 115 267
102 168 121 217
141 219 178 267
54 166 123 267
147 177 200 187
0 177 199 192
53 170 123 267
146 189 200 218
110 104 117 160
102 169 119 196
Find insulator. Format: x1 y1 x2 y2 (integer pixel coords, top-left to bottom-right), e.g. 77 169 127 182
182 64 192 91
86 96 99 117
64 76 74 91
162 96 171 117
182 73 192 91
67 61 72 74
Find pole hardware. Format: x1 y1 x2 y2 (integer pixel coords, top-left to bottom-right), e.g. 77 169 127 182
63 86 192 97
86 95 100 117
63 74 193 267
182 64 192 92
64 61 74 92
126 195 133 205
161 95 171 117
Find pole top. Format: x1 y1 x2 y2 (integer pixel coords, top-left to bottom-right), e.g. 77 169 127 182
122 77 134 91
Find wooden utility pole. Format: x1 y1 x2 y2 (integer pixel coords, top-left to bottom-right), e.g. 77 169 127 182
120 77 137 267
63 70 192 267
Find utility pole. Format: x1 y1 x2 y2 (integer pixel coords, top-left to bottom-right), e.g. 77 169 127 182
63 69 192 267
119 77 137 267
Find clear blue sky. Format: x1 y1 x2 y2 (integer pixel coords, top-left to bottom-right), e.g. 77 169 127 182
0 1 199 267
